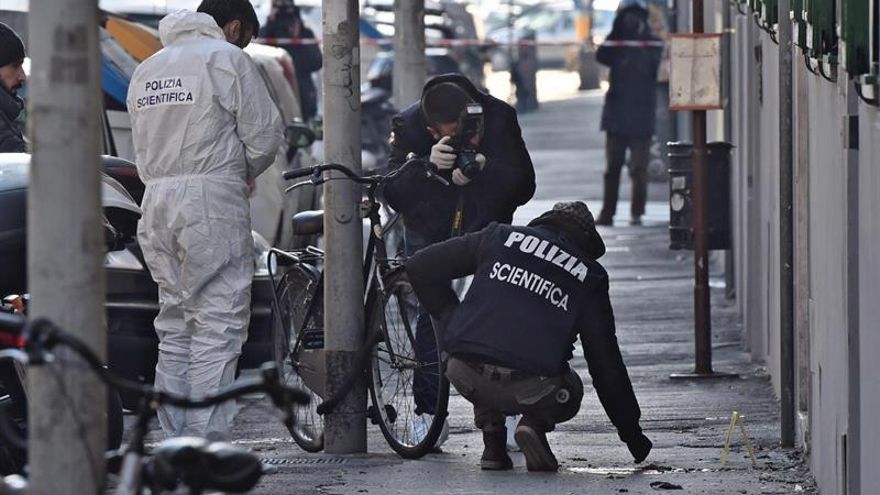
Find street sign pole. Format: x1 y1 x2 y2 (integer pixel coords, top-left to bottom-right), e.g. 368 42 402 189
670 0 737 380
27 0 107 491
392 0 426 110
322 0 367 453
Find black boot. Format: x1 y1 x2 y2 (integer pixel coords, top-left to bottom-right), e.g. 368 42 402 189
480 429 513 470
514 417 558 472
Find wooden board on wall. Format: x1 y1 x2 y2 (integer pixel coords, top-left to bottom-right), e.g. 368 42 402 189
669 33 723 110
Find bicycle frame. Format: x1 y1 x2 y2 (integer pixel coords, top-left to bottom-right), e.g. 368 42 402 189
0 313 307 495
272 162 415 408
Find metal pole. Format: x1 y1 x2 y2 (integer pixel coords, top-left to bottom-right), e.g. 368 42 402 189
392 0 426 110
27 1 106 492
322 0 366 454
670 0 737 381
507 0 515 65
722 0 736 301
777 0 795 448
691 0 712 375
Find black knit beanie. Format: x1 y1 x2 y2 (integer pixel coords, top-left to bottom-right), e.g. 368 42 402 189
528 201 607 260
0 23 25 69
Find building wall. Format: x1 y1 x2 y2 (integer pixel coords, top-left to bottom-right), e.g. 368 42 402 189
858 105 880 493
722 4 876 493
804 75 850 495
758 33 782 396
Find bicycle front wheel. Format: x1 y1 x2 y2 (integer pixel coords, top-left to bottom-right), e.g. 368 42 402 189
367 269 450 459
273 264 325 452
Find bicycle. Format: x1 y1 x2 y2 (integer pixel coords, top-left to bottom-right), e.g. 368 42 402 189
267 160 451 458
0 311 309 495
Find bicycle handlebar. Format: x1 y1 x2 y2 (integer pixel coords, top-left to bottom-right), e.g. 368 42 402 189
282 162 381 185
282 158 428 187
0 316 310 414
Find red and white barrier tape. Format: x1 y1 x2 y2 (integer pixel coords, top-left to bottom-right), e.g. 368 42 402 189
254 37 665 48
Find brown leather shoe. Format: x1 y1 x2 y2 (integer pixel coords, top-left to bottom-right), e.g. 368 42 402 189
480 429 513 470
514 419 558 472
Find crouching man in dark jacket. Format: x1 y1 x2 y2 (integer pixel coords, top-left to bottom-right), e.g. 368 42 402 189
406 201 651 471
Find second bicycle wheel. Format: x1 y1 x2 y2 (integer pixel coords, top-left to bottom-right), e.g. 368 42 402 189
273 264 325 452
367 269 450 459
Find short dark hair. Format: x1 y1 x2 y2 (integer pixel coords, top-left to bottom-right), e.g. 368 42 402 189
198 0 260 36
421 82 472 126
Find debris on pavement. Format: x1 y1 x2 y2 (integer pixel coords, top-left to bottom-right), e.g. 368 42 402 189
649 481 684 490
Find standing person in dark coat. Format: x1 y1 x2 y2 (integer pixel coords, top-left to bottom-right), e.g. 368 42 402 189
595 0 661 226
383 73 536 445
261 0 322 121
0 23 27 153
406 201 652 471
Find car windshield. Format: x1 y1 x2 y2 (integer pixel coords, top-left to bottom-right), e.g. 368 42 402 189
514 8 563 32
592 8 616 34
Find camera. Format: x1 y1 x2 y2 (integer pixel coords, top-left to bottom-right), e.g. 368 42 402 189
447 103 484 179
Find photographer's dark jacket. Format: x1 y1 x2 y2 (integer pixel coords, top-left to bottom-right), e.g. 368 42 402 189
384 74 536 243
596 8 662 139
406 222 644 442
0 88 25 153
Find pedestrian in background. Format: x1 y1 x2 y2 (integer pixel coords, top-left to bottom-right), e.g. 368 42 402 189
595 0 661 226
127 0 283 439
0 22 27 153
261 0 322 121
406 202 652 471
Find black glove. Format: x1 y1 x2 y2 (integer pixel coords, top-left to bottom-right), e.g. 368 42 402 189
626 433 652 463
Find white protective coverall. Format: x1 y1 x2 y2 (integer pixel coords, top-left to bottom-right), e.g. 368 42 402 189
126 10 283 439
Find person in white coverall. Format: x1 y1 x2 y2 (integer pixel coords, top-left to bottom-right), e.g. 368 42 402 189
126 0 283 439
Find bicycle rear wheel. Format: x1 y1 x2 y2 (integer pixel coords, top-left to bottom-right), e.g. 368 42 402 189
273 264 324 452
367 269 449 459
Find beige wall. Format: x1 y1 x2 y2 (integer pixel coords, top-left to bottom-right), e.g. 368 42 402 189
858 104 880 494
722 3 877 494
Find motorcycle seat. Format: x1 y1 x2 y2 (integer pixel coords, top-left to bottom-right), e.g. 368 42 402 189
150 436 262 493
292 210 324 236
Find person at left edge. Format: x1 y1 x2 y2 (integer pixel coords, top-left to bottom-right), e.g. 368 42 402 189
126 0 283 440
0 22 27 153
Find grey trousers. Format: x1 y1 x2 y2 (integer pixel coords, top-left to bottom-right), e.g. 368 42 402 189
446 357 584 433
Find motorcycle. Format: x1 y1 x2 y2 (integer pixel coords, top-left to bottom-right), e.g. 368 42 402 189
0 154 136 474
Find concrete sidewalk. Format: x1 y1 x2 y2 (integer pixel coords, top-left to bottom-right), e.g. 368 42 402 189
232 220 815 495
224 72 816 495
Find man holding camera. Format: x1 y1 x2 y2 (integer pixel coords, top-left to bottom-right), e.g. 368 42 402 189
384 74 536 444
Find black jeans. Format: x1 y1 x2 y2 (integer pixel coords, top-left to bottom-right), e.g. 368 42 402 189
405 229 442 416
600 132 651 219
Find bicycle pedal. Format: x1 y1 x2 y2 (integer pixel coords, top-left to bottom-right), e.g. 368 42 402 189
367 405 381 425
302 328 325 350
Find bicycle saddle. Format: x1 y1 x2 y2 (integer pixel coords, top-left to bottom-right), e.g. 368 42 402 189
292 210 324 236
149 436 262 493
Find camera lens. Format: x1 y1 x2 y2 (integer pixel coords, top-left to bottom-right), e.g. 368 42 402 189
456 150 481 179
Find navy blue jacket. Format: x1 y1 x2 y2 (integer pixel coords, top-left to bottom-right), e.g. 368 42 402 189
596 8 662 139
0 88 24 153
383 74 536 244
406 222 643 442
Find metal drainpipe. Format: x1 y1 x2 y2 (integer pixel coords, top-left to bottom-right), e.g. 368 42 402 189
777 0 796 449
